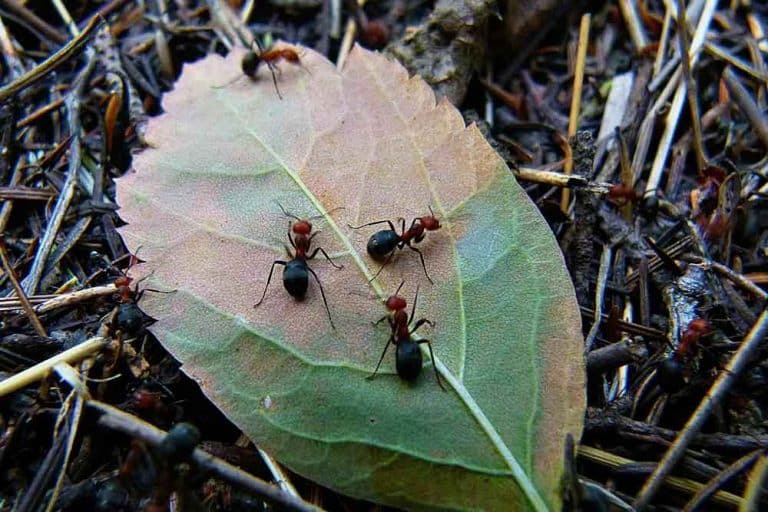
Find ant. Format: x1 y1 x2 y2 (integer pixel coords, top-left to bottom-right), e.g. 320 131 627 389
241 40 304 100
368 281 445 390
656 318 712 392
254 204 343 328
110 252 174 335
349 207 441 283
607 184 641 206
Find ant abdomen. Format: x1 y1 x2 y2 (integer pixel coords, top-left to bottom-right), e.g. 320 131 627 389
117 302 144 333
241 51 260 78
367 231 399 260
396 342 422 381
283 260 309 299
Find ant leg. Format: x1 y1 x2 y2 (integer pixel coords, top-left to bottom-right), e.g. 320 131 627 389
254 260 287 307
287 221 296 249
410 318 434 335
372 314 389 327
367 334 394 380
368 252 395 283
306 265 335 329
266 63 283 100
418 339 446 391
408 284 420 325
307 246 344 269
348 219 397 231
407 245 433 284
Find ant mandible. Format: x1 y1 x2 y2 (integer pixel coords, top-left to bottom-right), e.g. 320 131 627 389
254 204 343 328
349 207 441 284
241 39 304 100
368 281 445 390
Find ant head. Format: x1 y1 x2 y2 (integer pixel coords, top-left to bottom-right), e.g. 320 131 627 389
688 318 711 334
117 284 133 302
697 165 726 186
292 220 312 235
385 295 407 312
115 275 133 288
241 51 261 77
421 207 440 230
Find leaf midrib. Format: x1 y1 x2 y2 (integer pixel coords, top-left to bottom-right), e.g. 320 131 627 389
214 62 548 512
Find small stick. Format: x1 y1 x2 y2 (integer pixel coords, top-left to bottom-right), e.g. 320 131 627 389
617 0 647 51
35 285 116 314
653 7 672 78
683 255 768 301
721 67 768 150
644 0 716 196
578 445 743 507
676 0 706 174
742 455 768 512
560 14 590 211
16 98 64 128
0 337 109 398
515 166 612 193
584 245 612 352
50 0 80 37
0 240 47 337
633 308 768 510
90 401 322 512
0 14 103 102
682 448 763 512
21 48 96 294
0 0 67 44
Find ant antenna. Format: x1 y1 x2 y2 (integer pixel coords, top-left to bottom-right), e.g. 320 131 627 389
276 201 302 222
276 202 345 222
394 280 405 296
427 205 436 217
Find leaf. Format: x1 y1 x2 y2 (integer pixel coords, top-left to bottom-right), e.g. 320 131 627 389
116 44 585 511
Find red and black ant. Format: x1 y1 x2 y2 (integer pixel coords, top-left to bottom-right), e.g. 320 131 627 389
254 204 343 328
656 318 712 392
110 253 175 335
607 183 641 206
368 281 445 390
349 207 441 283
240 40 305 100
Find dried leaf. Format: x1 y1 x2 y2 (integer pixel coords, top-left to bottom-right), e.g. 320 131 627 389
117 44 585 511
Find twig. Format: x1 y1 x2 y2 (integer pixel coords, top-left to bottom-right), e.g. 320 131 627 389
0 337 109 398
50 0 79 37
89 401 322 512
676 0 706 174
514 166 612 193
0 0 67 44
644 0 716 195
0 239 47 337
617 0 648 51
0 14 102 102
585 245 613 352
742 454 768 512
35 285 116 314
653 7 672 78
21 48 96 294
683 255 768 301
633 308 768 510
560 14 590 211
682 449 763 512
0 186 55 200
722 67 768 150
578 445 743 507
